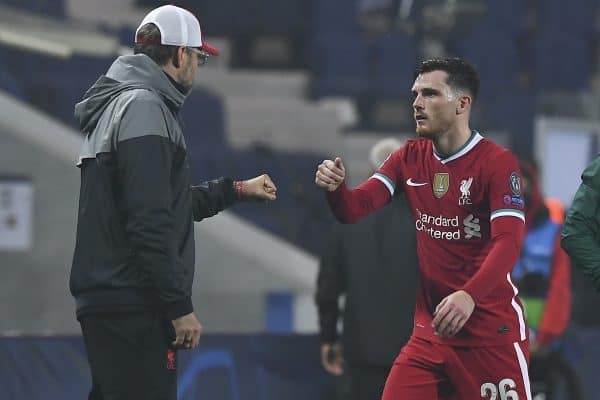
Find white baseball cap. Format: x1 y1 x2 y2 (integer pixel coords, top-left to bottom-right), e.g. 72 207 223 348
135 5 219 56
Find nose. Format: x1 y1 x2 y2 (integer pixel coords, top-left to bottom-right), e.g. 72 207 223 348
413 95 424 111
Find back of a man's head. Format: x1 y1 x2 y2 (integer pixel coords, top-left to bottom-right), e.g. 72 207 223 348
132 5 218 70
369 137 403 170
133 23 177 66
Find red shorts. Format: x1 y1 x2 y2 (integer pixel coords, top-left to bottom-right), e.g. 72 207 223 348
382 336 531 400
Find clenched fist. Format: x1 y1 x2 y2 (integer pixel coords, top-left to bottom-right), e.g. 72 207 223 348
240 174 277 201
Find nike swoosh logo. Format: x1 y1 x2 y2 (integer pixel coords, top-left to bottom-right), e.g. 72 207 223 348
406 178 428 187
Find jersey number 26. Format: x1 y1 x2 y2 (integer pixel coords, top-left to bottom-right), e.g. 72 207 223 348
481 378 518 400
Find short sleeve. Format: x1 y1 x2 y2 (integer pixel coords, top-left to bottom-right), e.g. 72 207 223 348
487 151 526 223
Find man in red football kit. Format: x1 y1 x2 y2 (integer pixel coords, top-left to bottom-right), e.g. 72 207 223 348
315 58 531 400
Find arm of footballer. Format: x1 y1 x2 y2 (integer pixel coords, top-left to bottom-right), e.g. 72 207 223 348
461 216 525 304
326 178 392 223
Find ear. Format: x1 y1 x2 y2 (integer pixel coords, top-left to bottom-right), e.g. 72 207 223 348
172 47 186 69
456 94 472 115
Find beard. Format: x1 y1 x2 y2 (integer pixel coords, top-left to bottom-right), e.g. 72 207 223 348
177 61 196 94
415 123 439 139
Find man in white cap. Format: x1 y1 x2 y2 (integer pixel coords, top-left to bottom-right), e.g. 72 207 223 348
70 5 277 399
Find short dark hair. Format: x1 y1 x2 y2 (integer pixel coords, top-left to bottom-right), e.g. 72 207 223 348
133 23 178 66
414 57 480 101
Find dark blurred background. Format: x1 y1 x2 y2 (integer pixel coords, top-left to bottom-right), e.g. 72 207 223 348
1 0 600 399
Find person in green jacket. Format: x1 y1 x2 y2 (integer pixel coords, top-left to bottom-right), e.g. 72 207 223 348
561 154 600 400
561 155 600 290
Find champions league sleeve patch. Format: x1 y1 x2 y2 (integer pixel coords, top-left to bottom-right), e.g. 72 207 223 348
509 172 522 195
503 194 525 208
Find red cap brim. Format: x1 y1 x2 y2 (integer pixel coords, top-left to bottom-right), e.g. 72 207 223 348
201 42 219 56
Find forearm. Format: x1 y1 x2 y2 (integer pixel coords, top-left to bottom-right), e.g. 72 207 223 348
538 239 571 345
315 264 344 342
326 179 391 224
462 218 525 303
317 303 340 343
127 207 192 316
118 136 191 319
190 177 237 221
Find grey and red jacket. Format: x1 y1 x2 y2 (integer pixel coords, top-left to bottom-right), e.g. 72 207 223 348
70 54 236 320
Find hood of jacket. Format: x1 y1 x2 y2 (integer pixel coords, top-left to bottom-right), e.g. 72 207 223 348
74 54 187 134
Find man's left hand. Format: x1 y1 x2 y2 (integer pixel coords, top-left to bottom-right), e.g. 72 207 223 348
241 174 277 201
431 290 475 338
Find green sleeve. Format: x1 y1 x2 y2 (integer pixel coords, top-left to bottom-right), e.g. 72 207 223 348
561 155 600 290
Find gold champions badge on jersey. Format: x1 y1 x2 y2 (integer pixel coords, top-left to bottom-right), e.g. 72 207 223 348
433 173 450 198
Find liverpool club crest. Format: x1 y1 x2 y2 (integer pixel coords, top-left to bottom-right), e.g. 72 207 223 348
433 173 450 198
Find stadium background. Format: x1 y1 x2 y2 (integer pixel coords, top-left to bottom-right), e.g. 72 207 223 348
1 0 600 399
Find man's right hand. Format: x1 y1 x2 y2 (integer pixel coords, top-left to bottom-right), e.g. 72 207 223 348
171 312 202 349
240 174 277 201
315 157 346 192
320 342 344 376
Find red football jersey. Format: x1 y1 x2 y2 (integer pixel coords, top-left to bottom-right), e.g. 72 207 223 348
327 131 527 347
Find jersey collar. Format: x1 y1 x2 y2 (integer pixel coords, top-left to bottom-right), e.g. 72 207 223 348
433 130 484 164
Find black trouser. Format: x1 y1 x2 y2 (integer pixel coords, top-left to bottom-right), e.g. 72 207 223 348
338 364 391 400
80 311 177 400
529 350 585 400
